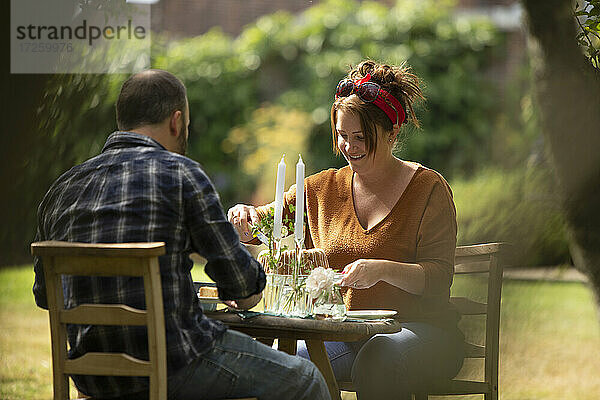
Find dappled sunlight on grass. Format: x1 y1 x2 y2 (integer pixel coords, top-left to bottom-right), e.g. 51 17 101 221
498 280 600 400
1 266 599 399
450 276 600 399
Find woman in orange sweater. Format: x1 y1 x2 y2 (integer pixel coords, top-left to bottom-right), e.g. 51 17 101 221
228 60 464 399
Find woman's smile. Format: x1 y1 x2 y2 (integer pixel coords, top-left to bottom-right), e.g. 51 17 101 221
348 154 366 161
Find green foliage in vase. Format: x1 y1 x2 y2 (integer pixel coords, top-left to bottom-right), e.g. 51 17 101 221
251 207 295 271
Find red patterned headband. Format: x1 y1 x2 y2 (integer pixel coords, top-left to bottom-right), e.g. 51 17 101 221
335 73 406 126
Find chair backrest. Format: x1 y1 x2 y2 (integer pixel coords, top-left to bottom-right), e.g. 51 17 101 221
31 241 167 400
451 243 506 396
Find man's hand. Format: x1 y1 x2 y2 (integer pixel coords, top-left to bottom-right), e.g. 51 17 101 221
223 292 262 311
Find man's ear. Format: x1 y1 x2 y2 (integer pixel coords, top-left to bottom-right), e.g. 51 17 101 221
169 110 182 137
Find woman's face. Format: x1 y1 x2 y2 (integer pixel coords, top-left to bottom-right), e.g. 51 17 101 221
336 109 390 174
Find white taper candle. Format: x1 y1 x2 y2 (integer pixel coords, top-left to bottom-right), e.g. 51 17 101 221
273 155 286 240
294 155 305 243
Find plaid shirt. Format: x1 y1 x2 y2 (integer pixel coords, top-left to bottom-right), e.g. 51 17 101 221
33 131 265 398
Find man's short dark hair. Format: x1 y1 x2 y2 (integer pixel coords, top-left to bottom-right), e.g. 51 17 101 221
116 69 187 131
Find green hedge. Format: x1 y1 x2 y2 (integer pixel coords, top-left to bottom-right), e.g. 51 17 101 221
6 0 504 264
153 0 501 204
453 167 571 267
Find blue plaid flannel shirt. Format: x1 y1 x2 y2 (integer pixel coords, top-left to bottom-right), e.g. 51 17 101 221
33 131 265 398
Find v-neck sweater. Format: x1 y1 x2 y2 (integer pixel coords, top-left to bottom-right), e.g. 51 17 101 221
260 165 459 326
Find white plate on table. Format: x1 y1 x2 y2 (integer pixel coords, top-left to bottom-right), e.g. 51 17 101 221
198 296 220 311
346 310 397 319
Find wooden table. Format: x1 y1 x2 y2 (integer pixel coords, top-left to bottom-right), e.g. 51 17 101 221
206 311 402 400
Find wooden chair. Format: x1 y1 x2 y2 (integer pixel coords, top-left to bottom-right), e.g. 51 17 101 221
414 242 507 400
338 243 507 400
32 240 258 400
32 241 168 400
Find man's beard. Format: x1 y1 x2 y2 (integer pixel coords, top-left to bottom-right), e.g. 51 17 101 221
175 124 188 155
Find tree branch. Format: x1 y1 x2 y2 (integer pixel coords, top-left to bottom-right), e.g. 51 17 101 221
575 9 595 48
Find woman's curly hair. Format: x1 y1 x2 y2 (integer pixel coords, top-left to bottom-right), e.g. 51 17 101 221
331 60 426 157
348 60 425 128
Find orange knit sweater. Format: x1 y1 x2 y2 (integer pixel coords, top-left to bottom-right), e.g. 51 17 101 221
259 165 459 325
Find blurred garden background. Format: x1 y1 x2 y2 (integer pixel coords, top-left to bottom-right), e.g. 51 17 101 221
1 0 599 398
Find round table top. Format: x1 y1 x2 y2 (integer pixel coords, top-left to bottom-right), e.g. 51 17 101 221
205 311 402 341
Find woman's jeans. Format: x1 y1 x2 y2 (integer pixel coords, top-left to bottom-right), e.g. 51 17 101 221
297 322 465 400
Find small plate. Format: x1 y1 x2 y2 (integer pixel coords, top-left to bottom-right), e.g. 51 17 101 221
346 310 397 319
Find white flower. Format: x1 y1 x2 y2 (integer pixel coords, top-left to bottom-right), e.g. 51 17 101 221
305 267 336 299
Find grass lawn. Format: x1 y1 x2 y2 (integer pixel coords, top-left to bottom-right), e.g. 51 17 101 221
1 265 599 399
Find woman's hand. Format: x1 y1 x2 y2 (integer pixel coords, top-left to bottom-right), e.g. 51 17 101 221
227 204 260 242
341 259 426 295
340 259 383 289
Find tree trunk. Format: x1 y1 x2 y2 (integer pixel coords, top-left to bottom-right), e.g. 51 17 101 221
521 0 600 318
0 1 53 265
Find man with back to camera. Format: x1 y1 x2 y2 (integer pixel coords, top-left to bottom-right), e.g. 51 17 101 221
33 69 330 400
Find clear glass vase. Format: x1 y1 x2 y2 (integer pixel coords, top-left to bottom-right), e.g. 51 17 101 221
312 285 346 321
262 273 287 313
278 284 312 317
